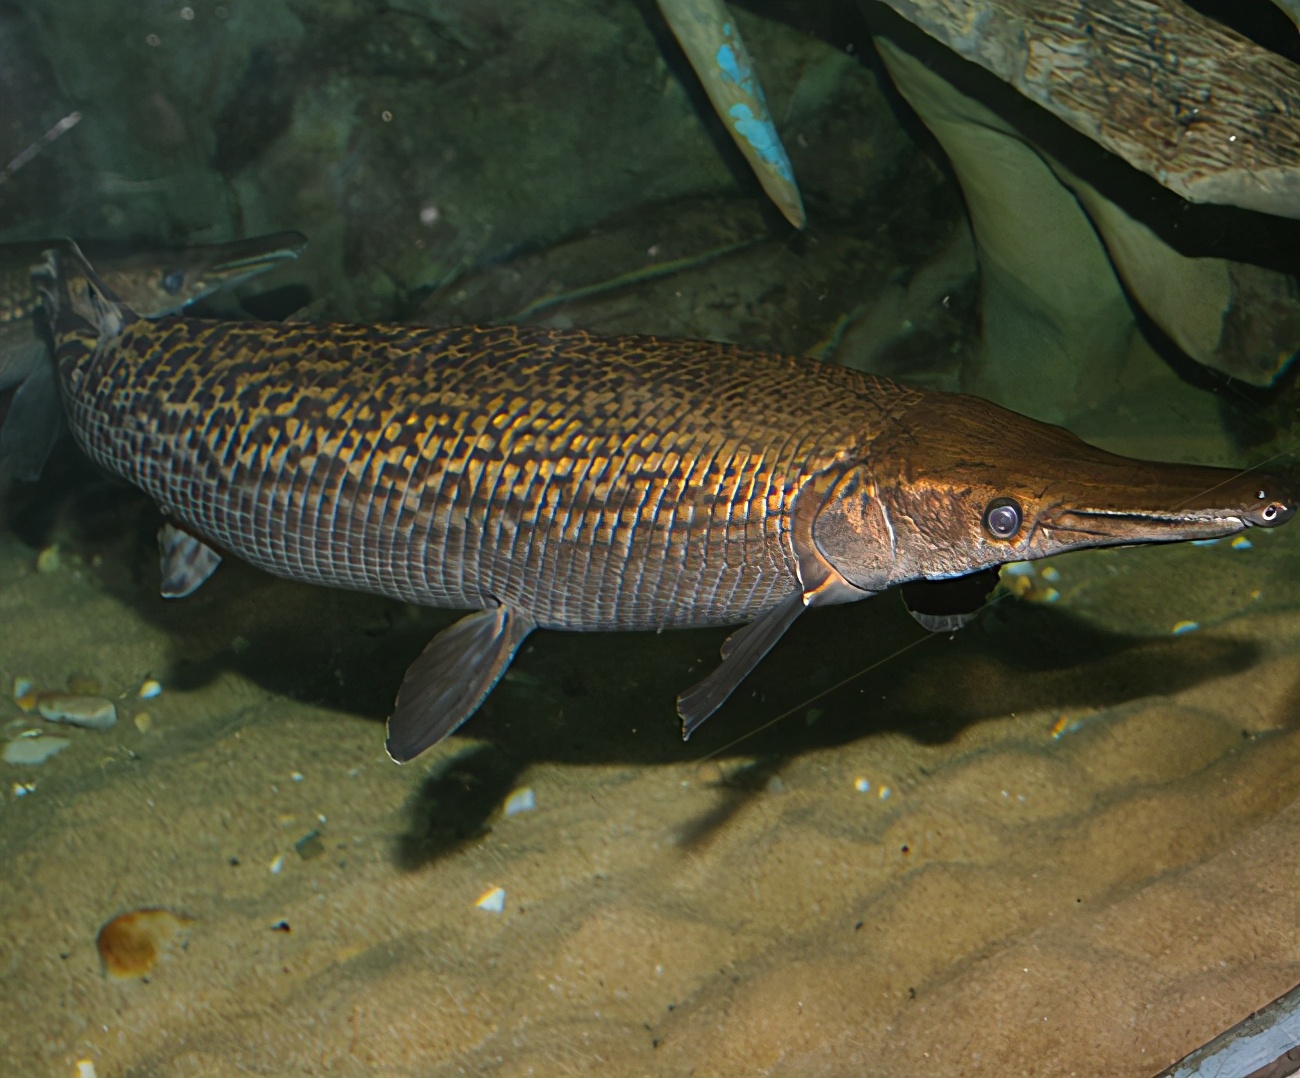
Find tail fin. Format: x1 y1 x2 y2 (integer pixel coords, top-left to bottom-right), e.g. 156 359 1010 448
0 243 135 481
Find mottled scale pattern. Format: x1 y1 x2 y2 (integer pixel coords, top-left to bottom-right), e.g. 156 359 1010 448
56 319 923 630
0 243 49 327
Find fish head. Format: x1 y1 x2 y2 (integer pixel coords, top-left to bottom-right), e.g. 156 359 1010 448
91 230 306 317
813 390 1295 591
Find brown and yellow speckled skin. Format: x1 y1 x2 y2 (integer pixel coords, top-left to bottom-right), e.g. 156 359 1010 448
54 318 922 630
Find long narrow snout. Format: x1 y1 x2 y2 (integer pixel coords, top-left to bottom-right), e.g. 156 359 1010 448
1040 455 1294 546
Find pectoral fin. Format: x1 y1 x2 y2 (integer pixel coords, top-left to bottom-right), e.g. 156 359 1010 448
677 590 807 740
385 604 536 763
677 562 868 739
899 568 1000 634
158 523 222 598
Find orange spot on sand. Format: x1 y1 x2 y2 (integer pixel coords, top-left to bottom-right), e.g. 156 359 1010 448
96 908 195 979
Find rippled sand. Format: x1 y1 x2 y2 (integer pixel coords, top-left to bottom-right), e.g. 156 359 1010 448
1 466 1297 1077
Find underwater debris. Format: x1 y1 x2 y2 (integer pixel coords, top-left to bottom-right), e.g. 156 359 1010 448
95 908 194 979
36 693 116 731
0 109 80 185
3 734 70 765
294 830 324 860
502 787 536 817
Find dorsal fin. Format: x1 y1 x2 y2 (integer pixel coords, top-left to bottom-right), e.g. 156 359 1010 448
32 240 139 347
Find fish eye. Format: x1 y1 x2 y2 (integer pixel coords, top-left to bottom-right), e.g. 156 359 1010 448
161 270 185 294
982 497 1023 540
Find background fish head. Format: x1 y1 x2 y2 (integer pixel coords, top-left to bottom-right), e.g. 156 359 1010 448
93 230 306 318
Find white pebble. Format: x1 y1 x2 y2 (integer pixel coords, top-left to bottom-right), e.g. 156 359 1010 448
269 855 284 875
854 776 871 793
137 679 162 699
4 735 71 765
503 787 536 816
37 694 117 731
75 1061 97 1078
475 886 506 913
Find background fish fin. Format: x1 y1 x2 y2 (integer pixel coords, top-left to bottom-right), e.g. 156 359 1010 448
906 609 978 633
32 241 137 348
677 589 807 739
386 604 536 763
0 357 63 481
0 321 45 393
898 568 1000 634
158 523 223 598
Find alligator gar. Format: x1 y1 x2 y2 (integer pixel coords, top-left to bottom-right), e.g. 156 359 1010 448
14 243 1295 762
0 231 305 479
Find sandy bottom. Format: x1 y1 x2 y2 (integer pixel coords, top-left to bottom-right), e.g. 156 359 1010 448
1 458 1298 1077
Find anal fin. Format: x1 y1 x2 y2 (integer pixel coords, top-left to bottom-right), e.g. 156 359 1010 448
386 604 536 763
159 523 222 598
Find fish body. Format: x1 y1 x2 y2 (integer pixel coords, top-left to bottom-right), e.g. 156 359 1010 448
62 317 894 629
23 246 1297 761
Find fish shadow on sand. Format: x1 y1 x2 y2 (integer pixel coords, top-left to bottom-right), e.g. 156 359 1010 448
389 594 1266 866
0 460 1267 867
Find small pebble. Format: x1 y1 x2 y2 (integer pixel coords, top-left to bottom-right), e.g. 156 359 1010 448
294 830 325 860
269 855 284 874
12 782 37 797
36 544 60 573
76 1061 97 1078
12 677 36 711
854 776 871 793
503 787 536 816
133 712 152 733
475 886 506 913
1172 620 1200 635
96 908 195 979
1230 535 1252 551
1039 565 1060 582
137 679 162 700
37 693 117 731
4 735 71 765
877 785 892 801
